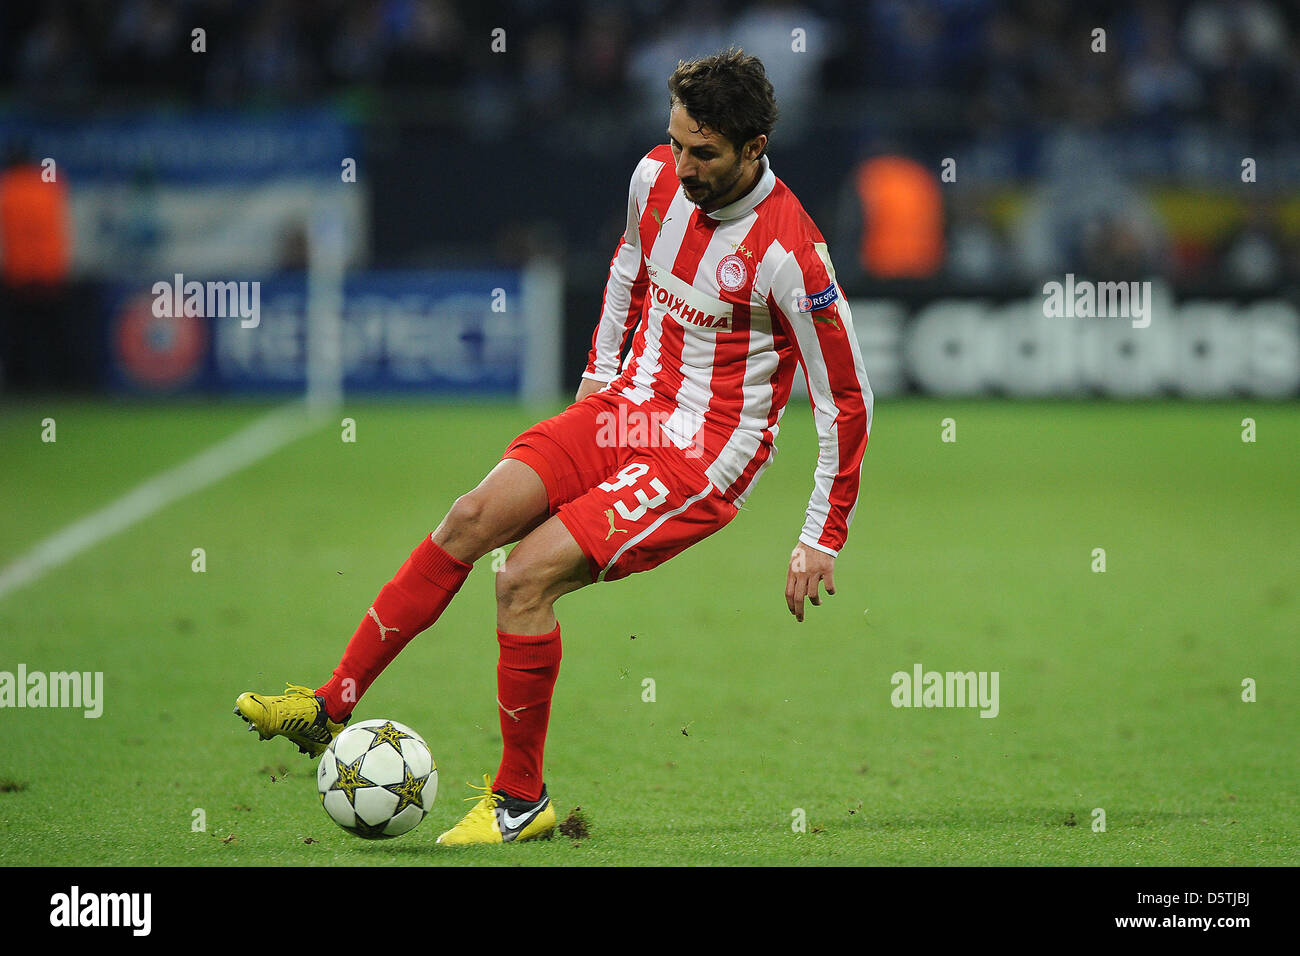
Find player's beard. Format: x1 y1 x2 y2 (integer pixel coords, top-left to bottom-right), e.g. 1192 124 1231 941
681 155 747 211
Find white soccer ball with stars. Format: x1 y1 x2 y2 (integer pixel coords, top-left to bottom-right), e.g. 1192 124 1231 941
316 719 437 838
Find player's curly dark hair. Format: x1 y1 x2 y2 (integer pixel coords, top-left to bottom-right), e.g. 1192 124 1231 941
667 48 778 158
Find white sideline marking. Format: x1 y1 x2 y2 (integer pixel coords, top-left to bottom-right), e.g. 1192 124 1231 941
0 402 320 601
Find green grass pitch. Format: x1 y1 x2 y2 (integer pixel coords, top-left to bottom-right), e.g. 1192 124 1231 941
0 398 1296 866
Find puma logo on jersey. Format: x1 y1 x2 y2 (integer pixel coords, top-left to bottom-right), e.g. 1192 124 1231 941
651 207 671 235
604 509 628 540
367 606 400 642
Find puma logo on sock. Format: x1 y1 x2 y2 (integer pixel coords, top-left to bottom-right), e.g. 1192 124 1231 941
498 697 527 722
368 606 401 642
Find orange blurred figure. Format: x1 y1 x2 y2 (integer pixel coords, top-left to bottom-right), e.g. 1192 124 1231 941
0 157 70 286
852 155 944 279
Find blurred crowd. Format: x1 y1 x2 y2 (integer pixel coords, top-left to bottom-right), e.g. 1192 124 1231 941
3 0 1299 288
7 0 1299 137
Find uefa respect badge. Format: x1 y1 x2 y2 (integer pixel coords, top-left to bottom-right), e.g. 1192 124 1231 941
796 283 838 313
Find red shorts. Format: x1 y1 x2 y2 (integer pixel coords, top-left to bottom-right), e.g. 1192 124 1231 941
502 391 738 582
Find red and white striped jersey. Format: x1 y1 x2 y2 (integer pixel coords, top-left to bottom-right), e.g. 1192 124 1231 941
584 144 873 556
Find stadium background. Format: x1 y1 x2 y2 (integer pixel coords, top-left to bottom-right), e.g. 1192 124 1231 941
3 0 1300 397
0 0 1296 871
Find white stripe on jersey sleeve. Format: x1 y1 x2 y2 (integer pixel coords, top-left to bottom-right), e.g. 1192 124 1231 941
587 156 665 383
768 247 870 557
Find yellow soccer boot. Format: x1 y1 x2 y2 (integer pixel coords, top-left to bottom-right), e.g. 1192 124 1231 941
233 683 346 757
437 774 556 845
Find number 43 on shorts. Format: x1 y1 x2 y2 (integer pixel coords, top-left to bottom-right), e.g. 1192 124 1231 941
598 463 669 522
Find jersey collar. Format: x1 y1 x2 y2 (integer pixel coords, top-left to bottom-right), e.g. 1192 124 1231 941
702 155 774 221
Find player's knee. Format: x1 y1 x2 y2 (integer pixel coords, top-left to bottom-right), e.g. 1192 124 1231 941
495 557 546 616
437 492 489 556
448 491 487 527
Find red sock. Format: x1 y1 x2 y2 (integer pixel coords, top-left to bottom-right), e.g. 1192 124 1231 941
492 624 562 802
316 536 471 721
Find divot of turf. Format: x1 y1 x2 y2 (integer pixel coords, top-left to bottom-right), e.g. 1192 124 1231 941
559 807 591 841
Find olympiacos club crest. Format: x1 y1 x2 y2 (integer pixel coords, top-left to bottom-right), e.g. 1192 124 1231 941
716 254 748 292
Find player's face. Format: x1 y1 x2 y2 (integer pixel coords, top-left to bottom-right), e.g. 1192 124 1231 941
668 106 758 213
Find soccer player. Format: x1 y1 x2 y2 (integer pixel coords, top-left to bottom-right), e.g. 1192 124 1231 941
235 48 873 845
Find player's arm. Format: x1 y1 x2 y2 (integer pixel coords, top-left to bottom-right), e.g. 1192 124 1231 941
575 376 607 402
581 158 653 398
768 242 874 622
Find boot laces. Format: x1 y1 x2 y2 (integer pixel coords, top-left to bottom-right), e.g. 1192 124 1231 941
462 774 504 820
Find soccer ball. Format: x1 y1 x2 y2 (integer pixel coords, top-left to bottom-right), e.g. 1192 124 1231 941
316 719 437 839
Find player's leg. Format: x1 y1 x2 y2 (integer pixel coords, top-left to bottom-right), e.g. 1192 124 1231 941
311 458 550 719
233 459 550 755
429 458 551 563
492 514 591 788
439 443 740 846
484 449 738 804
437 515 590 844
234 393 616 759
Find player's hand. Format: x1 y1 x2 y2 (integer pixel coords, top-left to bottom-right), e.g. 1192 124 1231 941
786 543 835 623
574 377 609 403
